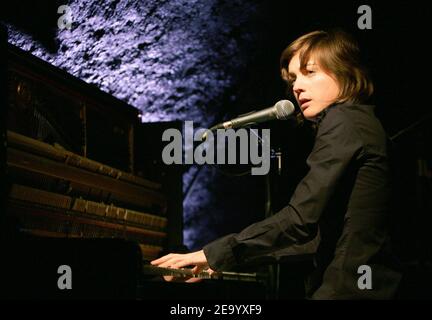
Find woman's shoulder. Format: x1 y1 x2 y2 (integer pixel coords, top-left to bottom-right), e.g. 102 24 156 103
319 102 380 129
320 102 388 150
324 102 375 120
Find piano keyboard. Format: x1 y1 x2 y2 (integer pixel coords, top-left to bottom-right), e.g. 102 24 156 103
142 264 265 283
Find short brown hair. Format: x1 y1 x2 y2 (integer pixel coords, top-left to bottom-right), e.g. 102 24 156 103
280 30 373 104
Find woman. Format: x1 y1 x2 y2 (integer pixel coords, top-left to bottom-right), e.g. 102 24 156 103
152 29 401 299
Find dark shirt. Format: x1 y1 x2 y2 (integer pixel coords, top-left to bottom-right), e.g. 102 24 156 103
203 102 402 299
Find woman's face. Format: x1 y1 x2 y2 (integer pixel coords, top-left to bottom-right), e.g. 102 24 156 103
287 52 341 120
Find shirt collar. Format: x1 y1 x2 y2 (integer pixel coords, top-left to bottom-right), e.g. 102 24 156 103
308 103 338 125
308 100 357 126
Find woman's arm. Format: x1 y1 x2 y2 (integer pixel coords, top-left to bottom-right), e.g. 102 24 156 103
204 108 365 270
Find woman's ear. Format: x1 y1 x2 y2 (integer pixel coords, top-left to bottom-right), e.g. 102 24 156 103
281 68 289 81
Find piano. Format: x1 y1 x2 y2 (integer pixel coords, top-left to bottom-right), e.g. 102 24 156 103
0 26 268 299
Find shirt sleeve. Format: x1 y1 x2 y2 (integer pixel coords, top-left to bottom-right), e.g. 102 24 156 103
203 110 365 271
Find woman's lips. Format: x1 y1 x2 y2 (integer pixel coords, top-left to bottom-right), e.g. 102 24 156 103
300 100 311 110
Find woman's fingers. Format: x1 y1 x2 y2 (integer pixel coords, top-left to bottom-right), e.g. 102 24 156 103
162 275 175 282
185 277 203 283
151 253 176 265
152 252 207 270
152 254 183 269
150 250 212 283
152 253 184 267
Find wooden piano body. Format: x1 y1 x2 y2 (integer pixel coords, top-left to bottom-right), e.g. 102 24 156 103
0 32 186 298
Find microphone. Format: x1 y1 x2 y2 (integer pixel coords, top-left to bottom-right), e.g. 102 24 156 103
202 100 295 139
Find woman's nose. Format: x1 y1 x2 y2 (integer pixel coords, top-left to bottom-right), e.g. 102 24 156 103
293 83 304 96
292 77 305 95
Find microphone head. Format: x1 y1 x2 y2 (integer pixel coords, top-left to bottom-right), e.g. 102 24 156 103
274 100 295 120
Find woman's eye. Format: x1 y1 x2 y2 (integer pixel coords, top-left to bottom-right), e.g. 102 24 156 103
307 69 316 75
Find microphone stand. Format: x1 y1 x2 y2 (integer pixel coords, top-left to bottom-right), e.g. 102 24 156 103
212 126 286 298
249 128 282 299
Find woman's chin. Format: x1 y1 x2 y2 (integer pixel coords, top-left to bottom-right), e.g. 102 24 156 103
302 109 318 120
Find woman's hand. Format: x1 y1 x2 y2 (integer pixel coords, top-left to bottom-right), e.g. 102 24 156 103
150 250 215 283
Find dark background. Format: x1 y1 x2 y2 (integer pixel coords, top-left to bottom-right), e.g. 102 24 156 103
1 0 431 296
